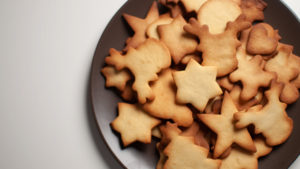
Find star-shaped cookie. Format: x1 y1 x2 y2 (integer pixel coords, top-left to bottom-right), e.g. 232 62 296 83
123 2 159 49
173 59 222 111
198 92 256 158
101 66 131 91
111 103 161 147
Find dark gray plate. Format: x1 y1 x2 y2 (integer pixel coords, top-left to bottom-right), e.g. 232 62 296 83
90 0 300 168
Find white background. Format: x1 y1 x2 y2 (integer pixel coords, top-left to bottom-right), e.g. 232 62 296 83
0 0 299 169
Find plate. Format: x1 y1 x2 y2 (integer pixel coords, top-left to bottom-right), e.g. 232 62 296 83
90 0 300 168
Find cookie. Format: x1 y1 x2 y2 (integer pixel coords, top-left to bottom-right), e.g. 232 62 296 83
163 135 221 169
220 137 272 169
197 0 242 34
265 43 300 104
234 80 293 146
173 59 222 111
229 54 275 101
123 2 159 50
105 38 171 104
143 69 193 127
184 15 251 76
146 13 173 40
180 53 201 65
246 23 279 55
229 85 263 111
198 92 256 158
240 0 267 23
158 15 198 64
111 103 161 147
101 66 131 91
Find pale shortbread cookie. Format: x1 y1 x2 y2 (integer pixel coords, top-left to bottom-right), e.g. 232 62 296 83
181 122 210 149
173 59 222 111
146 14 173 39
101 66 131 91
184 16 251 76
235 81 293 146
123 2 159 50
163 135 221 169
197 0 242 34
220 137 272 169
111 103 161 147
143 69 193 127
180 0 208 13
198 92 256 158
290 53 300 88
105 38 171 104
265 44 300 104
158 15 198 64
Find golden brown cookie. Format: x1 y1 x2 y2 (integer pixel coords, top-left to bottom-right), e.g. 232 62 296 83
146 13 173 39
184 15 251 76
111 103 161 147
247 23 279 55
106 39 171 104
220 137 272 169
229 54 275 101
265 43 300 104
163 135 222 169
143 69 193 127
240 0 267 23
235 81 293 146
198 92 256 158
101 66 131 91
158 15 198 64
123 2 159 50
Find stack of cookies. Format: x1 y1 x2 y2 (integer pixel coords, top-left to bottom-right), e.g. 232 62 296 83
101 0 299 168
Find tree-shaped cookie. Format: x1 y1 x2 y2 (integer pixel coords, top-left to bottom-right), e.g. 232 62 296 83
184 15 251 76
111 103 161 147
143 69 193 127
105 38 171 104
123 2 159 49
198 92 256 158
173 59 222 111
265 44 300 104
229 54 275 101
220 137 272 169
234 81 293 146
158 15 198 64
163 135 221 169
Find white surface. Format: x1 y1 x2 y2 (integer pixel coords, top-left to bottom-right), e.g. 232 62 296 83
0 0 299 169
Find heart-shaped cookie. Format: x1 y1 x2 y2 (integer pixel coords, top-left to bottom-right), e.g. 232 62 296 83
247 24 278 55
